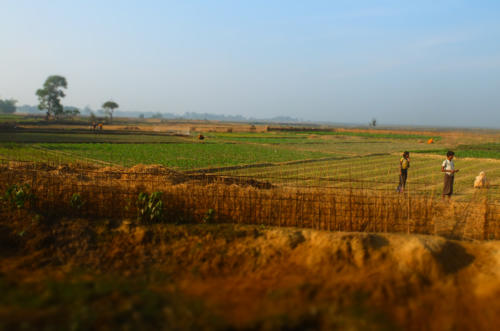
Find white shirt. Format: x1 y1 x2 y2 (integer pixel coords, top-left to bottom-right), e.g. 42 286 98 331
442 159 455 176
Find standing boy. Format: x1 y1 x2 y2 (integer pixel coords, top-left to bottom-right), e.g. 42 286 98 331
442 151 459 200
397 151 410 193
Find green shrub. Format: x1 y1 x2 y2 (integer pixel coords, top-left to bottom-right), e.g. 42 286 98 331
70 193 84 211
3 183 35 210
203 209 215 224
137 192 164 224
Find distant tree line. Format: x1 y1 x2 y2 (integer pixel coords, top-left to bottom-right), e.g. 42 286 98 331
13 104 302 123
0 98 17 114
32 75 119 122
5 75 303 123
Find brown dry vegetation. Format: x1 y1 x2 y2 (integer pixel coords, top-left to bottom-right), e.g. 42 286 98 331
333 127 500 143
1 162 498 240
20 121 270 134
0 217 499 330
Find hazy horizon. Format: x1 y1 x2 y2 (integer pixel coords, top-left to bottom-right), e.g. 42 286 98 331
2 1 500 128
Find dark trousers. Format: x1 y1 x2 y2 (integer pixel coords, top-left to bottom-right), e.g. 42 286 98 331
397 169 408 192
443 175 454 196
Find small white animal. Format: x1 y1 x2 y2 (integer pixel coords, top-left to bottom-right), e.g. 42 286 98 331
474 171 489 188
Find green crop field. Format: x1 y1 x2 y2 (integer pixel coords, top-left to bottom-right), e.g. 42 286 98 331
1 127 498 202
0 132 190 144
38 142 331 169
413 143 500 160
280 130 441 140
0 130 444 168
0 131 332 169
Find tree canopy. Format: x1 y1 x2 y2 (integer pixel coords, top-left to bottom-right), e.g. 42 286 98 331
36 75 67 119
0 98 17 114
102 101 119 122
63 107 80 118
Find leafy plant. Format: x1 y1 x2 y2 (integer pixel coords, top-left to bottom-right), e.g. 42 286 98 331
203 209 215 224
137 192 164 224
70 193 84 211
3 183 35 210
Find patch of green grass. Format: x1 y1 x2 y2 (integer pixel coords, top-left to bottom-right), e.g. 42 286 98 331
297 130 441 140
0 114 23 121
38 142 331 169
0 114 86 124
0 132 189 143
413 143 500 159
213 130 439 141
454 150 500 159
455 142 500 151
216 136 326 144
0 143 71 162
278 140 443 155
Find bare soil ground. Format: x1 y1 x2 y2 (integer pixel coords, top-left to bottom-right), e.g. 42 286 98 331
19 122 270 134
0 216 499 330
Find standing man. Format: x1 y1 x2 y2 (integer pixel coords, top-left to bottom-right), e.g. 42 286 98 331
442 151 459 200
397 151 410 193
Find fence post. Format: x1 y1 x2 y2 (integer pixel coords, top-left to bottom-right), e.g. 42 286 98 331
483 199 489 240
407 192 411 234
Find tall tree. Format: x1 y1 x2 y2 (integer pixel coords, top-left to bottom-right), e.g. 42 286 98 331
0 98 17 114
36 75 68 119
102 101 119 122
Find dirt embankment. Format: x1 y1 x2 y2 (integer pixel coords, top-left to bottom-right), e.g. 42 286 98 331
3 162 274 188
1 217 498 330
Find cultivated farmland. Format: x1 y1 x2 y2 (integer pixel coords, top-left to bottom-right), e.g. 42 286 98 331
2 127 498 201
1 120 499 330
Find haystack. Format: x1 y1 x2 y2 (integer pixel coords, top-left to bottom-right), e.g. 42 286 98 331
474 171 489 188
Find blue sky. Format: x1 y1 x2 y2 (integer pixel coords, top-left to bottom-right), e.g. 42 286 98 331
1 0 500 127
